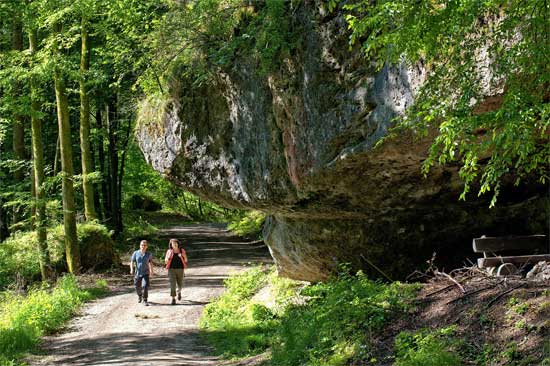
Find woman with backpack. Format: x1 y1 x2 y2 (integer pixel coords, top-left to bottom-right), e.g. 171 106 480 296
164 238 187 305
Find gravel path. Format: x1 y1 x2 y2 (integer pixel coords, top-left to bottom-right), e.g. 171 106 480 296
28 223 272 366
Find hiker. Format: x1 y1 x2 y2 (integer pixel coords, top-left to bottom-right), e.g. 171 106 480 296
130 239 154 306
164 238 187 305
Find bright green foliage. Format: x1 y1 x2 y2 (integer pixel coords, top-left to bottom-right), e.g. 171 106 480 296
0 232 43 290
0 222 112 290
394 326 461 366
227 210 266 237
271 270 419 366
122 214 160 240
345 0 550 205
201 266 419 365
199 266 274 357
140 0 301 94
122 141 232 223
0 275 108 366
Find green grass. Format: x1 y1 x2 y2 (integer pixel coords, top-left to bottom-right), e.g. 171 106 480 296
199 266 420 365
270 270 419 366
199 265 277 357
0 275 108 366
394 326 462 366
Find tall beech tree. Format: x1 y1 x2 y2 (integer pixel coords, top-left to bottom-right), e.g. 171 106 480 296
10 12 26 225
53 21 80 274
79 15 97 221
29 25 51 279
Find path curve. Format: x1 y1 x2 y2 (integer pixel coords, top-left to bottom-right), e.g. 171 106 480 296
28 223 272 366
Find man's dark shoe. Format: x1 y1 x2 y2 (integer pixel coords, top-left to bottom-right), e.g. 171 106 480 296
144 300 149 306
177 292 181 301
171 298 176 305
138 296 142 303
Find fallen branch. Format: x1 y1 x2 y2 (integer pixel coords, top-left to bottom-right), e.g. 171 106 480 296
445 280 504 305
434 270 466 293
426 283 457 297
485 283 525 309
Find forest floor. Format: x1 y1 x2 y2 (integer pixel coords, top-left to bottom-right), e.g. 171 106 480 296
26 223 272 366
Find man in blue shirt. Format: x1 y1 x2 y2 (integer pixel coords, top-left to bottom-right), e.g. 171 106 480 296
130 240 154 306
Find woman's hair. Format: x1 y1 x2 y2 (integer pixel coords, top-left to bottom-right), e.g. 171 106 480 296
168 238 180 249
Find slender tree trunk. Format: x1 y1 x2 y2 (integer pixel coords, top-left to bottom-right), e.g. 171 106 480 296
54 23 80 274
96 107 110 221
29 28 51 280
90 142 103 221
116 115 132 234
12 15 25 224
53 135 60 176
198 197 203 217
0 198 8 241
30 156 36 227
107 98 121 234
79 17 97 221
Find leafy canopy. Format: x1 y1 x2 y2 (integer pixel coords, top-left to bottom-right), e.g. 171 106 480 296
345 0 549 206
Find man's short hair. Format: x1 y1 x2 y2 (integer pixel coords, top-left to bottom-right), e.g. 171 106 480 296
140 240 149 245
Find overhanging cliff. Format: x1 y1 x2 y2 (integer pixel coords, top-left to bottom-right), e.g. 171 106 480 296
137 3 548 281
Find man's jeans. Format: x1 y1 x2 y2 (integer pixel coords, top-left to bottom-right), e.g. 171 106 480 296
134 274 150 300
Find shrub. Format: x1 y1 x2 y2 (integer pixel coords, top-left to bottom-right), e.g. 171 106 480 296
200 266 419 366
49 222 119 271
0 223 117 290
271 270 419 366
199 266 287 357
0 230 64 290
0 232 42 289
0 275 107 365
394 326 461 366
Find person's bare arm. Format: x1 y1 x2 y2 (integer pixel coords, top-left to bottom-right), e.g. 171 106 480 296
148 259 154 277
130 260 134 274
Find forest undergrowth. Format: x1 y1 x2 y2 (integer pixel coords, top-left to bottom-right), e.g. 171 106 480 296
0 275 108 366
200 266 550 366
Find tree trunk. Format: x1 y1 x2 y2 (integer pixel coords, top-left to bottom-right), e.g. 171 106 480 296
116 115 132 234
0 198 8 241
29 27 51 280
96 107 110 221
12 15 25 224
107 98 121 235
53 135 60 176
90 141 103 221
79 17 97 221
54 23 80 274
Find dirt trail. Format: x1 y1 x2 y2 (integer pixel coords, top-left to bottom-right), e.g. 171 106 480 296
28 223 272 366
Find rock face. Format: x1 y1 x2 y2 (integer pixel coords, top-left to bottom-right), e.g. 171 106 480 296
137 4 548 282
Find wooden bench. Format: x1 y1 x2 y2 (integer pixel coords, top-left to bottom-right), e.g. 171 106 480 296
473 235 550 276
